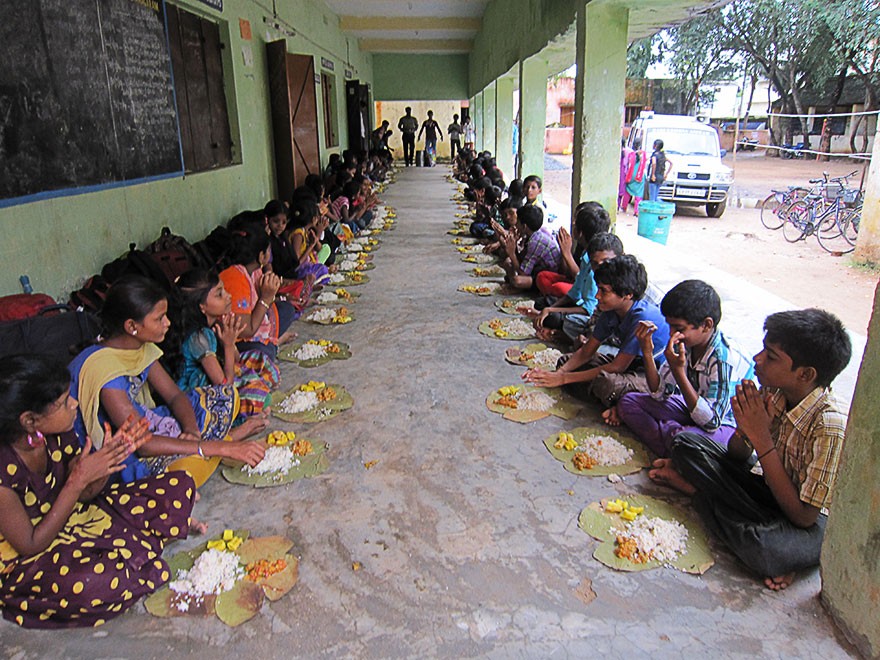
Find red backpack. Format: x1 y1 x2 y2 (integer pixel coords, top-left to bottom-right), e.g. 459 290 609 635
0 293 59 322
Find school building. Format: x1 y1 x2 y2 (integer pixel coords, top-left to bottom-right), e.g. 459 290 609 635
1 1 878 655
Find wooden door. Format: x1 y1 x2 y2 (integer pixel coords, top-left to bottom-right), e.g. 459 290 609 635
345 80 370 153
267 41 320 202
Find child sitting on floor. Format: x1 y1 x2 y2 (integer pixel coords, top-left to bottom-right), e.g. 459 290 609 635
0 354 194 628
174 269 277 421
532 231 623 345
533 201 612 303
611 279 754 454
69 276 266 487
651 309 851 591
500 205 562 291
523 254 670 407
218 224 296 361
288 197 331 285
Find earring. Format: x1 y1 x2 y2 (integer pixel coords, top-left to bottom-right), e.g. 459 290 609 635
132 329 138 336
27 431 45 448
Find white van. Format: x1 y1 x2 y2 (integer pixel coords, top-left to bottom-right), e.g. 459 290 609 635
627 112 733 218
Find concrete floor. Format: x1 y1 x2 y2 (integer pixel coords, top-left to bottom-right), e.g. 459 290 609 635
0 167 857 658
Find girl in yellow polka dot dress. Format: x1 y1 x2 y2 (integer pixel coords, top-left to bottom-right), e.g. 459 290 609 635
0 355 196 628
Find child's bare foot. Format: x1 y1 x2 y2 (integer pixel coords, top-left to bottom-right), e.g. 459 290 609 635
229 414 269 441
602 406 621 426
536 327 560 343
648 458 696 495
189 517 209 535
764 573 795 590
278 329 297 345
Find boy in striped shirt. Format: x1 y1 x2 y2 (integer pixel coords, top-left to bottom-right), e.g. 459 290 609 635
612 279 754 456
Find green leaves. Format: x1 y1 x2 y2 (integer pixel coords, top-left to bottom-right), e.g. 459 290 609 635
485 386 581 424
270 384 354 424
542 427 651 477
221 442 330 487
504 343 559 370
278 341 352 368
146 532 300 627
578 496 714 574
494 299 535 316
478 320 536 341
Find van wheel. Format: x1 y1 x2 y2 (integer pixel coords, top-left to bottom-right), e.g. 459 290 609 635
706 201 726 218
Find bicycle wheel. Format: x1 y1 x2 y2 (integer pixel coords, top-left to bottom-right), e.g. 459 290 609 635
782 201 810 242
816 216 852 254
841 208 860 246
760 193 785 229
816 209 842 240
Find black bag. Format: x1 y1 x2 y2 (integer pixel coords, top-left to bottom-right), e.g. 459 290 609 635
145 227 209 282
69 274 111 314
101 243 174 291
0 305 101 364
191 225 235 273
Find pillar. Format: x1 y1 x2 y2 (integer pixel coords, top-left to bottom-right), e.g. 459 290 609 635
518 56 547 182
495 76 515 181
571 2 628 226
820 284 880 658
473 92 484 153
853 123 880 264
483 81 497 157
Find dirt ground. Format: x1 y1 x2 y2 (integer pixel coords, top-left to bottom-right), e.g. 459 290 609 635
543 152 878 335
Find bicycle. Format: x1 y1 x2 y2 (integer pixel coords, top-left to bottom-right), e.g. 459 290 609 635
782 171 862 253
760 186 810 230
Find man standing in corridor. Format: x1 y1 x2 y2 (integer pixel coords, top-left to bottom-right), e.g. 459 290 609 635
398 107 419 166
418 110 443 167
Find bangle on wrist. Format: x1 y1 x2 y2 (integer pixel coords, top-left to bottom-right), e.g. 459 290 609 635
757 446 775 461
196 441 205 459
258 299 272 311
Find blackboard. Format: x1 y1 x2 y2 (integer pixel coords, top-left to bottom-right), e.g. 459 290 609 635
0 0 184 207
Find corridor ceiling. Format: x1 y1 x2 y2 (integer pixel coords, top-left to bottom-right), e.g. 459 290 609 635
325 0 732 60
325 0 490 54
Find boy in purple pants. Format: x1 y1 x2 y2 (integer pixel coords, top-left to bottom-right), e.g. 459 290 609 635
611 280 754 456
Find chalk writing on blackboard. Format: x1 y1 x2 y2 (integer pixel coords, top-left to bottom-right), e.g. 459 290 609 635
0 0 183 206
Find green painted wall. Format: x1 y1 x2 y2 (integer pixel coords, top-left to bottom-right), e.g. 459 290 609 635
470 0 577 94
571 3 628 223
821 282 880 658
0 0 371 300
372 54 469 101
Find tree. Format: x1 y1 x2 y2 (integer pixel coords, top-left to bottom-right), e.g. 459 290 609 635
721 0 837 146
665 12 737 115
626 37 658 79
816 0 880 153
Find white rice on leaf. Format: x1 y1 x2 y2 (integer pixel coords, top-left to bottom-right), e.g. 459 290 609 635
328 273 346 284
316 292 339 304
306 308 336 323
532 348 563 369
277 390 319 414
337 259 360 271
244 445 301 476
504 319 535 336
620 516 689 563
292 343 328 361
574 434 634 466
517 390 557 412
169 548 243 604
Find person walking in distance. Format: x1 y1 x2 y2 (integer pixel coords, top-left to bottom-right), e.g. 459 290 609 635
418 110 443 167
397 107 419 166
447 114 463 162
